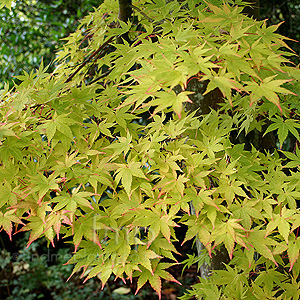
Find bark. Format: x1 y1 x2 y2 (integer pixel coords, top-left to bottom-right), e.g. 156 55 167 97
183 78 223 116
181 77 229 275
189 202 211 278
118 0 132 44
118 0 132 23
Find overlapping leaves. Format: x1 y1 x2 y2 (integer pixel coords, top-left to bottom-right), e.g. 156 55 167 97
1 0 300 299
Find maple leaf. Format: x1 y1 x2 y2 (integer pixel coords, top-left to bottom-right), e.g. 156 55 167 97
0 209 24 240
135 262 181 299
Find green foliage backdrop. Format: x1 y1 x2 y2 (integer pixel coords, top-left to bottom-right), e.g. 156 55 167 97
0 0 100 88
1 0 300 299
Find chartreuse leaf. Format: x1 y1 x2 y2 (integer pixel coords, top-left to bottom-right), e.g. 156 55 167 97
151 236 180 261
149 90 193 117
248 229 279 266
287 235 300 271
203 71 243 105
231 199 264 230
211 219 247 259
52 193 76 213
187 281 221 299
245 76 296 111
256 20 291 49
135 262 180 299
105 131 132 159
65 241 103 282
216 178 247 205
31 173 60 205
84 263 112 288
282 147 300 168
265 209 293 244
72 214 102 252
20 216 46 248
264 116 300 147
115 160 147 196
71 190 95 210
44 211 71 240
291 211 300 233
148 273 162 299
87 120 114 140
38 112 76 144
0 139 24 163
0 122 18 139
0 180 18 208
281 278 300 300
133 246 161 274
0 0 12 9
2 0 300 299
0 209 23 240
255 269 286 292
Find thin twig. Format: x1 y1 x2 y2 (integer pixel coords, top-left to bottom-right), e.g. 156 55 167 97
130 4 154 22
86 285 101 300
105 282 113 300
87 70 112 85
65 36 114 83
189 201 211 279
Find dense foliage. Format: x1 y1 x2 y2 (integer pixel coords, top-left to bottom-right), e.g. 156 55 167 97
260 0 300 63
1 0 299 90
1 0 300 299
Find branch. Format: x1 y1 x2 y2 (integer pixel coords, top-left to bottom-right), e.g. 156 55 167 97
87 69 112 86
130 4 154 22
189 201 211 279
117 0 133 44
65 36 114 83
118 0 132 22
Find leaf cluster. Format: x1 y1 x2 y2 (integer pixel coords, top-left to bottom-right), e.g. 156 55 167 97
1 0 300 299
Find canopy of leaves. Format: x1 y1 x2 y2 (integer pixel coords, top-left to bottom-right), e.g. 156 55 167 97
260 0 300 64
1 0 300 299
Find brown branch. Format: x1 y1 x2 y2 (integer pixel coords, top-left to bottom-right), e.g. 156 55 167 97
87 70 112 86
118 0 132 23
79 32 94 46
130 4 154 22
117 0 133 44
65 36 114 83
65 0 135 83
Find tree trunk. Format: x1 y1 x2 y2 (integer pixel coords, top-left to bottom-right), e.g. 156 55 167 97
117 0 132 44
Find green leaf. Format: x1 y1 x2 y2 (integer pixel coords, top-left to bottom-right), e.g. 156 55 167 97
248 229 278 266
245 76 295 111
0 209 23 240
31 173 60 205
149 274 162 299
288 236 300 271
282 148 300 168
20 217 46 248
133 246 161 274
0 0 13 10
264 117 300 147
